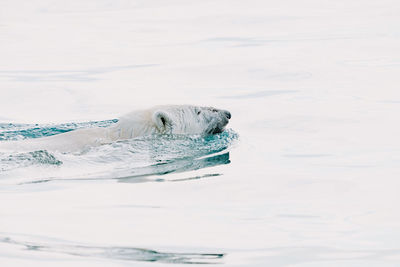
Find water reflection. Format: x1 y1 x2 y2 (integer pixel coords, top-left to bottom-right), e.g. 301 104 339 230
117 153 229 183
0 121 237 185
18 153 229 185
0 235 224 264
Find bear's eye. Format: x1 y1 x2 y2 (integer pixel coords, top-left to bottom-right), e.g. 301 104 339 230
197 111 201 115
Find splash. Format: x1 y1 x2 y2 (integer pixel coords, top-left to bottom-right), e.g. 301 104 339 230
0 120 238 185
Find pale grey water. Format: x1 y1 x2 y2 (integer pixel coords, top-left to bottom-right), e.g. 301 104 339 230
1 0 400 266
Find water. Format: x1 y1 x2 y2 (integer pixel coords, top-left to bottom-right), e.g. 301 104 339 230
0 121 237 184
1 0 400 266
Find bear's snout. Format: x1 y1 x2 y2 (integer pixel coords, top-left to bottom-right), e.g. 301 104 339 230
223 110 231 120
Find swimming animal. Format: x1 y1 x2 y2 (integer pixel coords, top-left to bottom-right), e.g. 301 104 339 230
0 105 231 153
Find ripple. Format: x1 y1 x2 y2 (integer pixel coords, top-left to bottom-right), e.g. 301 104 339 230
0 150 62 172
220 90 298 99
0 121 238 185
0 64 158 82
0 119 117 141
0 235 224 264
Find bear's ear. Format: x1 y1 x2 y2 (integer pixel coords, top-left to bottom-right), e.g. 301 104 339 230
152 110 172 132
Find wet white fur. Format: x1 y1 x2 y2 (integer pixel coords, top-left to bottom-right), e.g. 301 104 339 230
0 105 230 153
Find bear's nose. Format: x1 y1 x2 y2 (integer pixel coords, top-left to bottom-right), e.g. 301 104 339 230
223 110 231 119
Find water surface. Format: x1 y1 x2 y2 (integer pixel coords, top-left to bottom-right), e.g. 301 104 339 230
1 0 400 266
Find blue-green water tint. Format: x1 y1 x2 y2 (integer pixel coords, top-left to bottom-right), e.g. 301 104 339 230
0 121 238 184
0 150 62 172
5 1 400 265
0 119 118 141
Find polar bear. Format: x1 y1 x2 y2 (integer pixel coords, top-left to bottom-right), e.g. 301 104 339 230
0 105 231 153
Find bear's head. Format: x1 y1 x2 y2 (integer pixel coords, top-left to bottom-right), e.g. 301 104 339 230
152 105 231 135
